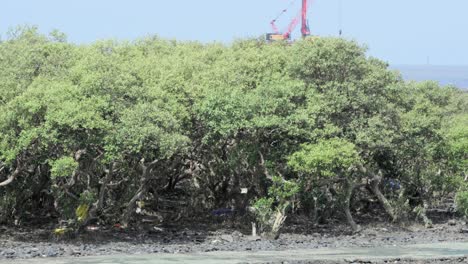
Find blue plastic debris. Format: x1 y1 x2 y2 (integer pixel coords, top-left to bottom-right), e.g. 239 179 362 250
385 179 401 190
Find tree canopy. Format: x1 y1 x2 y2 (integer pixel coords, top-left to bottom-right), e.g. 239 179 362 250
0 26 466 235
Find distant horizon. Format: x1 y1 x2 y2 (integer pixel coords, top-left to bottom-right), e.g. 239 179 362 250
391 65 468 89
392 64 468 67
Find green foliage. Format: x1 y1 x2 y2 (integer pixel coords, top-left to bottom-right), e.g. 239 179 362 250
252 197 274 231
253 176 299 235
394 83 467 200
49 157 78 179
288 38 369 84
456 191 468 218
0 28 466 232
288 138 360 178
446 114 468 172
79 190 96 205
268 176 300 201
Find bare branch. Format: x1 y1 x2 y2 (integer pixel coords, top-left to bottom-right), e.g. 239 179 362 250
94 150 104 162
74 149 87 161
108 179 127 187
258 151 273 180
0 167 21 187
97 162 115 210
148 159 160 169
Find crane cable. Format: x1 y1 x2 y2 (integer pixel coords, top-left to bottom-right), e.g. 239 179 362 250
338 0 343 36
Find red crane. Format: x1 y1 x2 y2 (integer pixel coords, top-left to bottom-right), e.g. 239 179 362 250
266 0 311 41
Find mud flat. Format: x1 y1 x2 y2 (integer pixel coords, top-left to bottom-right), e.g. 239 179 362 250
2 217 468 263
3 243 468 264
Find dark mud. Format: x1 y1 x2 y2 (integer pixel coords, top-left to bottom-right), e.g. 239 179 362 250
1 217 468 263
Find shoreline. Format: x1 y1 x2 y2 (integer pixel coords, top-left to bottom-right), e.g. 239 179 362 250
2 217 468 262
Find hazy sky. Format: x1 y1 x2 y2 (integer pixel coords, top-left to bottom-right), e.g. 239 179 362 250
1 0 467 65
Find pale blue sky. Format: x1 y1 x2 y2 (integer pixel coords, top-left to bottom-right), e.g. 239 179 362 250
1 0 467 65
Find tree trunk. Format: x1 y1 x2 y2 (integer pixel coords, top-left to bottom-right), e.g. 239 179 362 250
369 172 397 222
121 159 159 227
272 211 287 238
417 200 433 228
97 162 115 211
311 196 318 225
343 179 360 232
122 186 147 227
76 163 116 234
251 222 257 237
265 210 287 240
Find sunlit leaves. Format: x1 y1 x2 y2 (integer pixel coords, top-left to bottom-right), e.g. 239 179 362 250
49 157 78 179
288 138 360 178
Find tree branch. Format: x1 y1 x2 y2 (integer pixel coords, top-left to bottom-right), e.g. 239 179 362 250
0 167 21 187
258 151 273 180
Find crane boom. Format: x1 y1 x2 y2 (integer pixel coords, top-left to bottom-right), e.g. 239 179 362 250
266 0 311 41
282 11 300 39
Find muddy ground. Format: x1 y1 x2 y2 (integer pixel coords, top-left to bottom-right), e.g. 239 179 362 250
1 213 468 263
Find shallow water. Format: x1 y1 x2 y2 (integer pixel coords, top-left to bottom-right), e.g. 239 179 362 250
5 242 468 264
